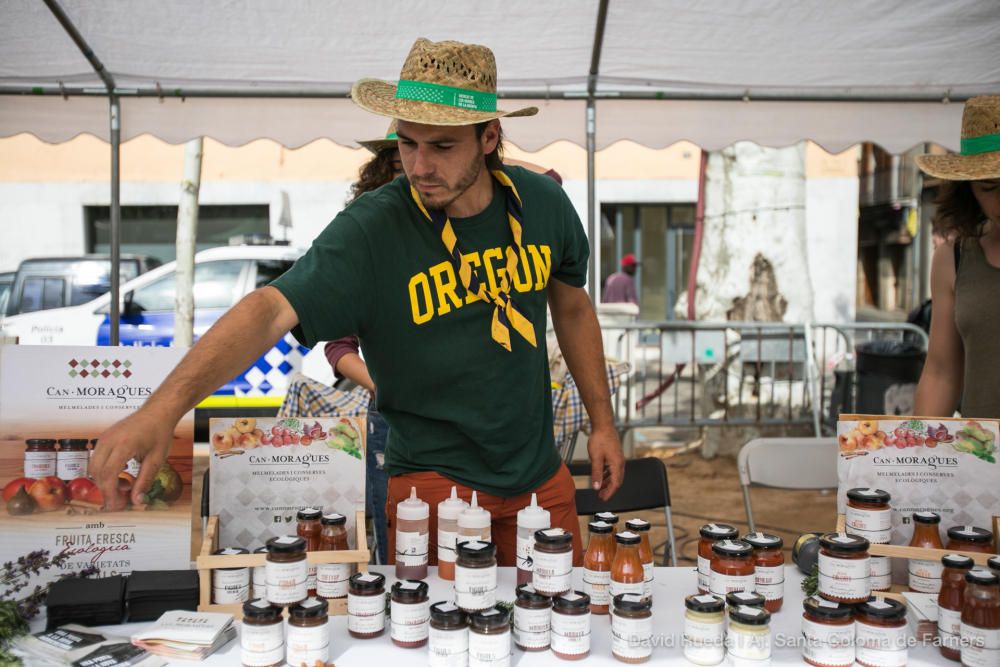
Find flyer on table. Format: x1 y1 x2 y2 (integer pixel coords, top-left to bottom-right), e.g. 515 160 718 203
837 414 999 543
0 345 193 582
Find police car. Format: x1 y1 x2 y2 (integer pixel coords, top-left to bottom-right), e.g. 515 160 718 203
1 242 331 409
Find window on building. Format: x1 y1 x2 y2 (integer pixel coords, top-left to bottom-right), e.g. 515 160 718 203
600 203 696 320
85 205 269 265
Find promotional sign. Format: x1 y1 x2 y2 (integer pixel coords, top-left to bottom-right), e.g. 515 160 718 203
208 416 365 549
0 345 193 582
837 414 999 542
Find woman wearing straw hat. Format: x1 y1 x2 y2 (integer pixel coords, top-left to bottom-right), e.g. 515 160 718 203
914 94 1000 419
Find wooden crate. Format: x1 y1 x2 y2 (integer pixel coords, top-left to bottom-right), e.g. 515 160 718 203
196 509 370 618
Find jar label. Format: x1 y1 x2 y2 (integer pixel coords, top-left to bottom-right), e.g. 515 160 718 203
390 598 430 643
455 563 498 611
252 564 266 588
347 600 386 634
817 552 870 600
438 528 458 563
213 567 249 588
429 626 469 666
642 561 654 598
845 506 892 544
531 550 572 594
612 612 653 660
908 559 943 593
610 579 645 599
802 617 855 666
286 622 330 665
869 555 892 591
516 534 534 572
316 563 351 598
513 605 550 649
750 564 783 601
212 583 249 604
684 615 726 664
709 571 755 597
697 555 711 591
24 451 56 478
938 606 961 651
550 610 591 656
396 529 429 567
265 560 307 605
582 568 611 606
726 626 772 660
240 622 284 667
56 451 89 481
960 624 1000 667
468 628 511 666
306 563 317 592
855 621 906 667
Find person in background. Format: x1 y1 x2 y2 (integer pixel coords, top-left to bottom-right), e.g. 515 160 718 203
602 253 639 305
913 94 1000 418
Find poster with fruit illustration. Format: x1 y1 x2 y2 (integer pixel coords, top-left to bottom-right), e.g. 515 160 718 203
837 414 999 545
208 416 365 550
0 345 193 583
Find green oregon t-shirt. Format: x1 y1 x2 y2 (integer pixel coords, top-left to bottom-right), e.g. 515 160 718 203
271 166 589 496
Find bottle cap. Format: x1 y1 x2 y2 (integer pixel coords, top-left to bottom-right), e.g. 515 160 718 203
941 554 975 570
699 523 738 540
685 593 724 614
625 518 650 532
396 486 429 521
743 532 783 549
946 525 992 543
243 598 282 620
857 597 906 621
846 487 891 504
711 539 753 558
321 512 346 526
594 511 619 525
289 597 329 620
913 511 941 525
729 604 770 626
615 531 641 546
458 491 491 530
588 520 614 534
437 486 469 521
553 591 590 611
535 527 573 546
296 507 322 521
802 596 852 621
517 493 551 530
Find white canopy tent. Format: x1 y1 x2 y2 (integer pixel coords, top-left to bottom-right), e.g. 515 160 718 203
1 0 999 338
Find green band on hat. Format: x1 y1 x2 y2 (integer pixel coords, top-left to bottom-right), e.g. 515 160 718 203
395 79 497 112
961 132 1000 155
385 132 398 140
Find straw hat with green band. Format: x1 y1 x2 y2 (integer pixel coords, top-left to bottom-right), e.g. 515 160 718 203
916 94 1000 181
358 120 399 154
351 38 537 126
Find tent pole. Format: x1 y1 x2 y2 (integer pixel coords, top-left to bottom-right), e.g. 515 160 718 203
109 95 121 345
586 0 609 300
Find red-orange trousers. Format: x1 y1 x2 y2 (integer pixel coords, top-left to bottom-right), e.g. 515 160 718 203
386 463 583 567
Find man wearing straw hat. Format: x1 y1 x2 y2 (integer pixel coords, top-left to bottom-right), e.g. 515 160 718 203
91 38 623 566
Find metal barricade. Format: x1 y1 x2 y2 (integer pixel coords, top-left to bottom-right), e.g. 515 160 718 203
599 320 928 436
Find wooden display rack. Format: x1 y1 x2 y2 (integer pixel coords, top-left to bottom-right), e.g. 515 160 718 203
196 510 369 619
835 514 1000 602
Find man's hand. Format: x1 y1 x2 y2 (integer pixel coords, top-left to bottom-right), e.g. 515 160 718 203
587 423 625 501
91 408 174 510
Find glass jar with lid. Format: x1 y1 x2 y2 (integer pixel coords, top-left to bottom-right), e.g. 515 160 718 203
708 539 755 598
938 553 974 661
316 513 351 600
742 532 784 611
285 597 329 667
908 511 945 593
265 535 307 607
468 607 511 667
429 601 469 667
817 533 870 604
551 591 591 660
240 598 283 667
611 532 646 600
625 518 654 601
212 547 250 604
455 541 498 612
583 520 614 614
960 569 1000 667
24 438 56 478
347 571 386 639
855 597 907 667
726 605 771 664
845 488 892 543
390 579 430 648
683 594 725 666
726 590 765 609
945 525 994 554
532 528 573 597
612 593 652 664
801 596 854 667
513 584 551 652
56 438 89 481
697 523 739 593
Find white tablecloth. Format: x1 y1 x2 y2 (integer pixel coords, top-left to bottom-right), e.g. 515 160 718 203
97 565 947 666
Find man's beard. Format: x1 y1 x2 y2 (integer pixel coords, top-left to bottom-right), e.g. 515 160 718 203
413 153 484 212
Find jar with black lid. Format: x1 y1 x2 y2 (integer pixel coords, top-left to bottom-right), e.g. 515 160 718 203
709 539 755 598
430 601 469 667
240 598 283 667
455 541 498 612
945 525 994 554
817 533 870 604
551 591 591 660
726 604 771 664
347 571 386 639
286 597 329 667
24 438 56 478
265 535 307 607
212 547 250 604
845 488 892 544
612 593 653 664
390 579 430 648
683 594 725 666
533 528 573 597
513 584 551 652
801 596 854 667
56 438 89 481
742 532 784 611
697 523 739 593
855 597 907 667
468 606 511 667
726 590 765 609
938 553 975 661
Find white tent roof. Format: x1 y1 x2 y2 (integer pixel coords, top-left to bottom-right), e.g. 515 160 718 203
2 0 999 152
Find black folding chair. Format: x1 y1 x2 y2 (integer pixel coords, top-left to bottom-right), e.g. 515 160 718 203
570 457 677 565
